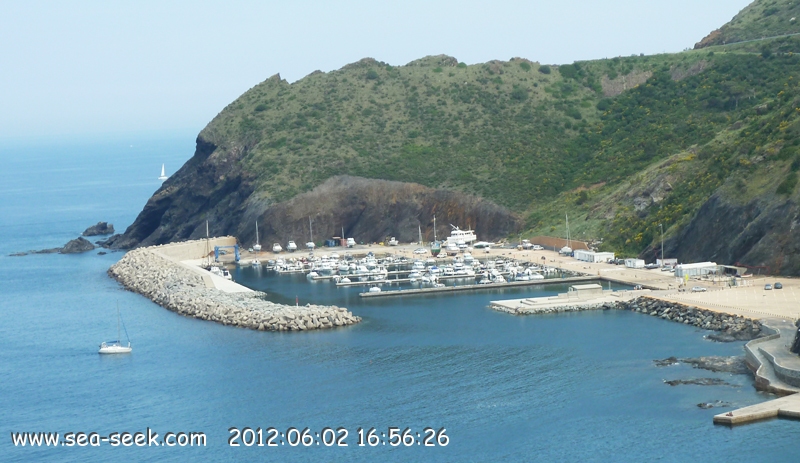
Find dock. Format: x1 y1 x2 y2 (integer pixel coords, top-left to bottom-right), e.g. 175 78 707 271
713 393 800 425
359 276 597 297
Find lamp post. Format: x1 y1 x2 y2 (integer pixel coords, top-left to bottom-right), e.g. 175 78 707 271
659 223 664 265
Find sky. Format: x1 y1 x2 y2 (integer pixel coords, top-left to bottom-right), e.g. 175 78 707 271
0 0 753 141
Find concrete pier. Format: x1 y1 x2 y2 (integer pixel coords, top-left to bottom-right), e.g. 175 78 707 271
713 394 800 425
359 276 597 298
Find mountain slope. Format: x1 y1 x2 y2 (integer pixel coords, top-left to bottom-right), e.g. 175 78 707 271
111 0 800 275
696 0 800 48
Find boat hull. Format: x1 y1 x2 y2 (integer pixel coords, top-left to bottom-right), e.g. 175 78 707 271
98 344 132 354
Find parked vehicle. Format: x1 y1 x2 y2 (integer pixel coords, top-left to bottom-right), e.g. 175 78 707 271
774 282 783 289
764 284 773 290
691 286 707 292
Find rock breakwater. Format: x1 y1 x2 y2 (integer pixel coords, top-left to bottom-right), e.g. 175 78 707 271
617 297 762 341
493 296 762 341
108 248 360 331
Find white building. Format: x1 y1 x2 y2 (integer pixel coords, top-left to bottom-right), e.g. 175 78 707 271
625 258 645 269
674 262 717 278
573 250 615 263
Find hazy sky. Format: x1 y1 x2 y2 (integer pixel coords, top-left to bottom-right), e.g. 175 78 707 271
0 0 752 141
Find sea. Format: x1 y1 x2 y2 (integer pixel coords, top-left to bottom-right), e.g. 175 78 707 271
0 134 795 463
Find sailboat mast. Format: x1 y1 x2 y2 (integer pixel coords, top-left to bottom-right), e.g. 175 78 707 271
117 305 121 343
309 217 313 243
418 225 422 245
255 222 259 246
433 215 437 242
566 214 571 248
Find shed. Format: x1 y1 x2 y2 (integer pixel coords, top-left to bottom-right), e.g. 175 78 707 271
574 250 615 263
568 284 604 297
674 262 717 278
625 258 645 269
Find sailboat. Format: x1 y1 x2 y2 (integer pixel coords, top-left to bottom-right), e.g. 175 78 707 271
306 217 315 250
252 222 261 267
158 164 168 181
560 214 573 255
99 305 132 354
430 215 441 257
253 222 262 252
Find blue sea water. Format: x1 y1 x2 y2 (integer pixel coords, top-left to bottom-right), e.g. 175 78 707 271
0 135 796 462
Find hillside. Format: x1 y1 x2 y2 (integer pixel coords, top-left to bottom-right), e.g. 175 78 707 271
109 0 800 275
696 0 800 48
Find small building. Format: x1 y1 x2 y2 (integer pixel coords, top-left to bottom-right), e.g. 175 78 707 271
657 258 678 267
674 262 717 278
625 258 645 269
573 250 615 263
568 284 604 298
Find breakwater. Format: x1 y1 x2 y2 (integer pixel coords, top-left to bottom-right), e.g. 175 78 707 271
493 296 763 340
108 247 360 331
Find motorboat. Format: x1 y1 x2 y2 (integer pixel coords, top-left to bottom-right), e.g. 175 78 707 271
388 237 399 246
272 243 282 253
287 241 297 252
445 225 477 247
306 241 316 250
368 286 382 293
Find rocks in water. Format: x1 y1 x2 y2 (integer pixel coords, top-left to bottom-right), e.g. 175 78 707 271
664 378 735 387
97 251 107 255
60 237 95 254
653 357 680 367
681 356 750 374
82 222 115 236
8 252 27 257
108 243 361 332
697 400 732 409
654 356 750 374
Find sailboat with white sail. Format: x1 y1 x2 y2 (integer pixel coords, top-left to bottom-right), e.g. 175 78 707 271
158 164 168 181
99 305 132 354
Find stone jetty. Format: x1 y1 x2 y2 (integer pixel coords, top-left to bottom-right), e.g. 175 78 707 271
492 295 762 340
108 247 360 331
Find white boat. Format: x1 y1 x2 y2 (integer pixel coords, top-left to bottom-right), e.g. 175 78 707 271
560 214 573 255
272 243 282 253
99 306 132 354
368 286 382 293
158 164 168 181
445 225 477 247
253 224 262 253
287 241 297 252
388 237 399 246
306 241 316 250
340 277 352 284
252 258 261 267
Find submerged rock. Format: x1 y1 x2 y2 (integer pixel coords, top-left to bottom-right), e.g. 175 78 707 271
697 400 732 409
654 356 749 375
664 378 735 387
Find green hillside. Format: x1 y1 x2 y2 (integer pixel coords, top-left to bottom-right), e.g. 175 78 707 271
696 0 800 48
116 0 800 273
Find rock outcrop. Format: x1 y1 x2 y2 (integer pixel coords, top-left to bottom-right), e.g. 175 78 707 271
61 237 96 254
108 247 361 331
82 222 115 236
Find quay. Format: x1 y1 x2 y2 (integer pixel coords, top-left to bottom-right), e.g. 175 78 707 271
359 276 597 297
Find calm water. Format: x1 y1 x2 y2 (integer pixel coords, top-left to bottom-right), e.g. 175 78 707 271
0 136 795 462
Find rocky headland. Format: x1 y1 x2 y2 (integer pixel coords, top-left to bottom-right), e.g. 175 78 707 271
108 246 360 331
